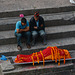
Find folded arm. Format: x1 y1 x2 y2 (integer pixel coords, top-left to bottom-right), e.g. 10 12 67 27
17 27 29 33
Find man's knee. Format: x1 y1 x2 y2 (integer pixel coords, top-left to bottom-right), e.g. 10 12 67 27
39 30 45 36
16 33 22 37
26 31 31 37
32 31 38 37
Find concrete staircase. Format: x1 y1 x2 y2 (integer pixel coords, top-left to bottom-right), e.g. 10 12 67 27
0 5 75 75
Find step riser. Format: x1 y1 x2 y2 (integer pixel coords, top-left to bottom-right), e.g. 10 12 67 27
0 31 75 45
41 69 75 75
0 24 15 31
0 20 74 31
0 44 75 56
1 6 75 18
4 64 74 75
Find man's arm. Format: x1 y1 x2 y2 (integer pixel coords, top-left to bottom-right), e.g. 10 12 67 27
17 27 29 33
20 27 29 32
38 17 45 30
29 17 35 31
16 29 20 33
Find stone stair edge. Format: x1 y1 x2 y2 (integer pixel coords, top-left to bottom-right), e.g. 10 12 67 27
0 5 75 18
0 11 75 25
0 24 75 39
3 63 74 75
0 11 74 19
0 25 75 45
41 68 75 75
0 19 74 31
0 37 75 56
0 11 75 31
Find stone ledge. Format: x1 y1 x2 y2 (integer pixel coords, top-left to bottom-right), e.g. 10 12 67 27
0 11 75 31
3 63 74 75
0 65 3 75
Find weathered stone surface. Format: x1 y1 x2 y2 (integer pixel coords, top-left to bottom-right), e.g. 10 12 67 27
0 25 75 45
0 0 75 18
0 12 74 31
40 69 75 75
3 63 74 75
0 65 4 75
0 59 14 72
0 37 75 56
0 0 72 12
0 0 75 75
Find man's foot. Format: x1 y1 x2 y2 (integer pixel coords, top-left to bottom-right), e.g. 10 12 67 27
17 45 22 51
26 44 31 49
32 40 36 46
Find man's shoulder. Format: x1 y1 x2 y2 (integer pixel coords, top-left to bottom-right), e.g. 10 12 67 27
16 21 21 25
30 17 34 21
39 16 44 20
26 20 29 26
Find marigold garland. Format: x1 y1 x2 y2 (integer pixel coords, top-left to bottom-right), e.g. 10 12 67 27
14 46 71 66
31 53 34 66
40 51 45 66
36 52 39 64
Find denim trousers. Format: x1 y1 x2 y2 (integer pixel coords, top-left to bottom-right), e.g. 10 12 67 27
32 30 46 41
15 31 31 46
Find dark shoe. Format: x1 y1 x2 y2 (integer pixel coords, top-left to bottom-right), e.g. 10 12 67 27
26 44 31 49
17 45 22 51
41 35 47 45
32 40 36 46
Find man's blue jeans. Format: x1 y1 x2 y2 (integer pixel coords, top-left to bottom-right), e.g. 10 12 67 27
15 31 31 46
32 30 46 42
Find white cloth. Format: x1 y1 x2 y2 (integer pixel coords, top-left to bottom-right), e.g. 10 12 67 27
70 0 75 4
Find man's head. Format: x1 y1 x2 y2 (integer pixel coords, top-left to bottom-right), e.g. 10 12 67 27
21 17 26 25
34 12 39 21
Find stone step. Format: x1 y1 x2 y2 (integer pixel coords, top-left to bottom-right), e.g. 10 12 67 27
0 11 75 31
0 12 75 31
0 25 75 45
41 68 75 75
0 37 75 56
0 5 75 18
3 63 74 75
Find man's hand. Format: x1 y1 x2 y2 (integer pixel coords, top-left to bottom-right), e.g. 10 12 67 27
17 29 21 33
34 26 37 29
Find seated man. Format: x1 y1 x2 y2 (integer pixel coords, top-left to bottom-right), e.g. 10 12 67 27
15 17 31 50
30 12 47 46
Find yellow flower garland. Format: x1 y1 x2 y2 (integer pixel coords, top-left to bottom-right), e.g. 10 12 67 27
31 53 34 66
31 47 66 66
36 52 39 64
40 51 45 66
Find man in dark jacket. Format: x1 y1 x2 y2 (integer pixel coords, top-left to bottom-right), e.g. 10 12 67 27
30 12 47 46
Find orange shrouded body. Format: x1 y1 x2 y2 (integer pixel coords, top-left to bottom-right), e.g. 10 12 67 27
14 46 71 65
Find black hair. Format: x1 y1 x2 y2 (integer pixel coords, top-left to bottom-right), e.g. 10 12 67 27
21 17 26 23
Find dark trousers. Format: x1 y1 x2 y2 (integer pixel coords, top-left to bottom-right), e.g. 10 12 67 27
32 30 46 42
15 31 31 46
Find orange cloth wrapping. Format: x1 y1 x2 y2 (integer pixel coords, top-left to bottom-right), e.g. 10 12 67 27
14 46 71 65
